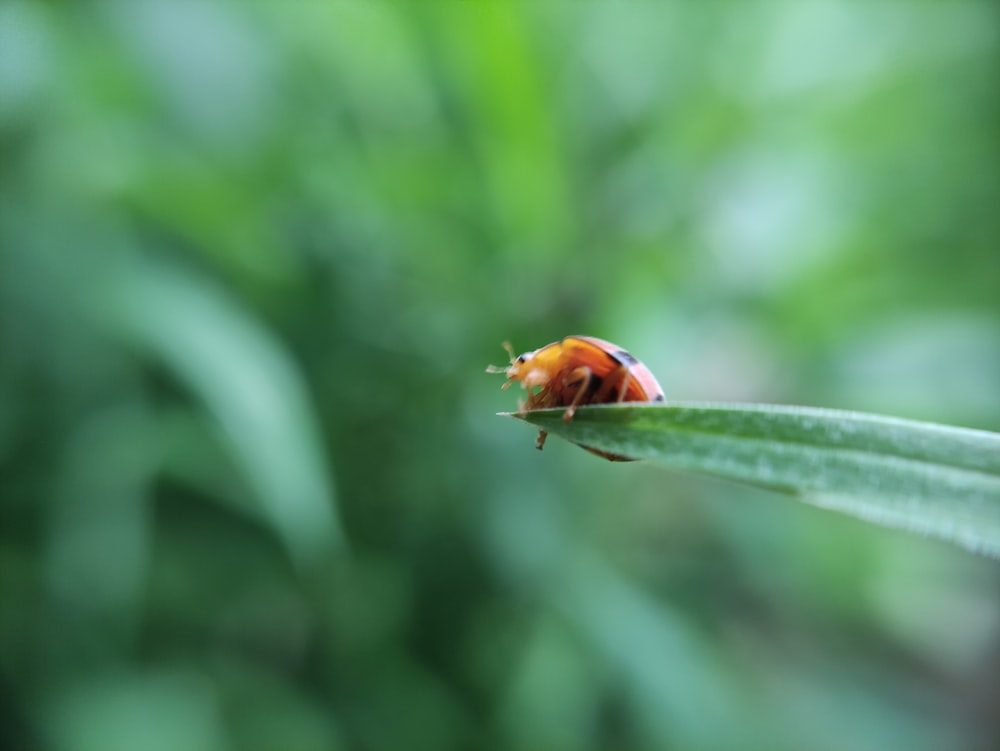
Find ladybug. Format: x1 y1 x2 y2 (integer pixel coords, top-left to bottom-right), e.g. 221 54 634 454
487 335 665 461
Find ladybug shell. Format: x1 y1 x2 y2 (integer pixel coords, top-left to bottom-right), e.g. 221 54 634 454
554 336 664 403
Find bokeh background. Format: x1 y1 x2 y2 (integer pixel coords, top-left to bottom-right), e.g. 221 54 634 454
2 2 1000 750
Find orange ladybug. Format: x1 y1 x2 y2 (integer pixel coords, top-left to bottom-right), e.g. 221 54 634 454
487 335 665 461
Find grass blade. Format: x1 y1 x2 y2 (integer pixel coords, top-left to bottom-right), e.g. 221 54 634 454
506 403 1000 558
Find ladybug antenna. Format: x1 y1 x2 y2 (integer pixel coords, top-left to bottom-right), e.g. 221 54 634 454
485 341 517 372
485 341 517 387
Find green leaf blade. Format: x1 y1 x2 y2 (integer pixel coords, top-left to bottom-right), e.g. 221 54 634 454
507 403 1000 557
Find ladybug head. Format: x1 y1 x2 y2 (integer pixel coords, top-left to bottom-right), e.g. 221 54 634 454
486 341 535 390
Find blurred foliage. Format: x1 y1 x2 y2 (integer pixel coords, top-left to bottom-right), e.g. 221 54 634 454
1 1 999 750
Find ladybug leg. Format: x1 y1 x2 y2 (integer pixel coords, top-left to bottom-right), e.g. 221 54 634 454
616 368 632 403
592 365 631 403
563 366 593 422
536 430 548 451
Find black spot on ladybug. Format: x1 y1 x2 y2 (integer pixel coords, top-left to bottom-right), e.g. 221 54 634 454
608 349 638 366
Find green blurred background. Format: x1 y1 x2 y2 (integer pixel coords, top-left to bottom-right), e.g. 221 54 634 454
2 2 999 750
